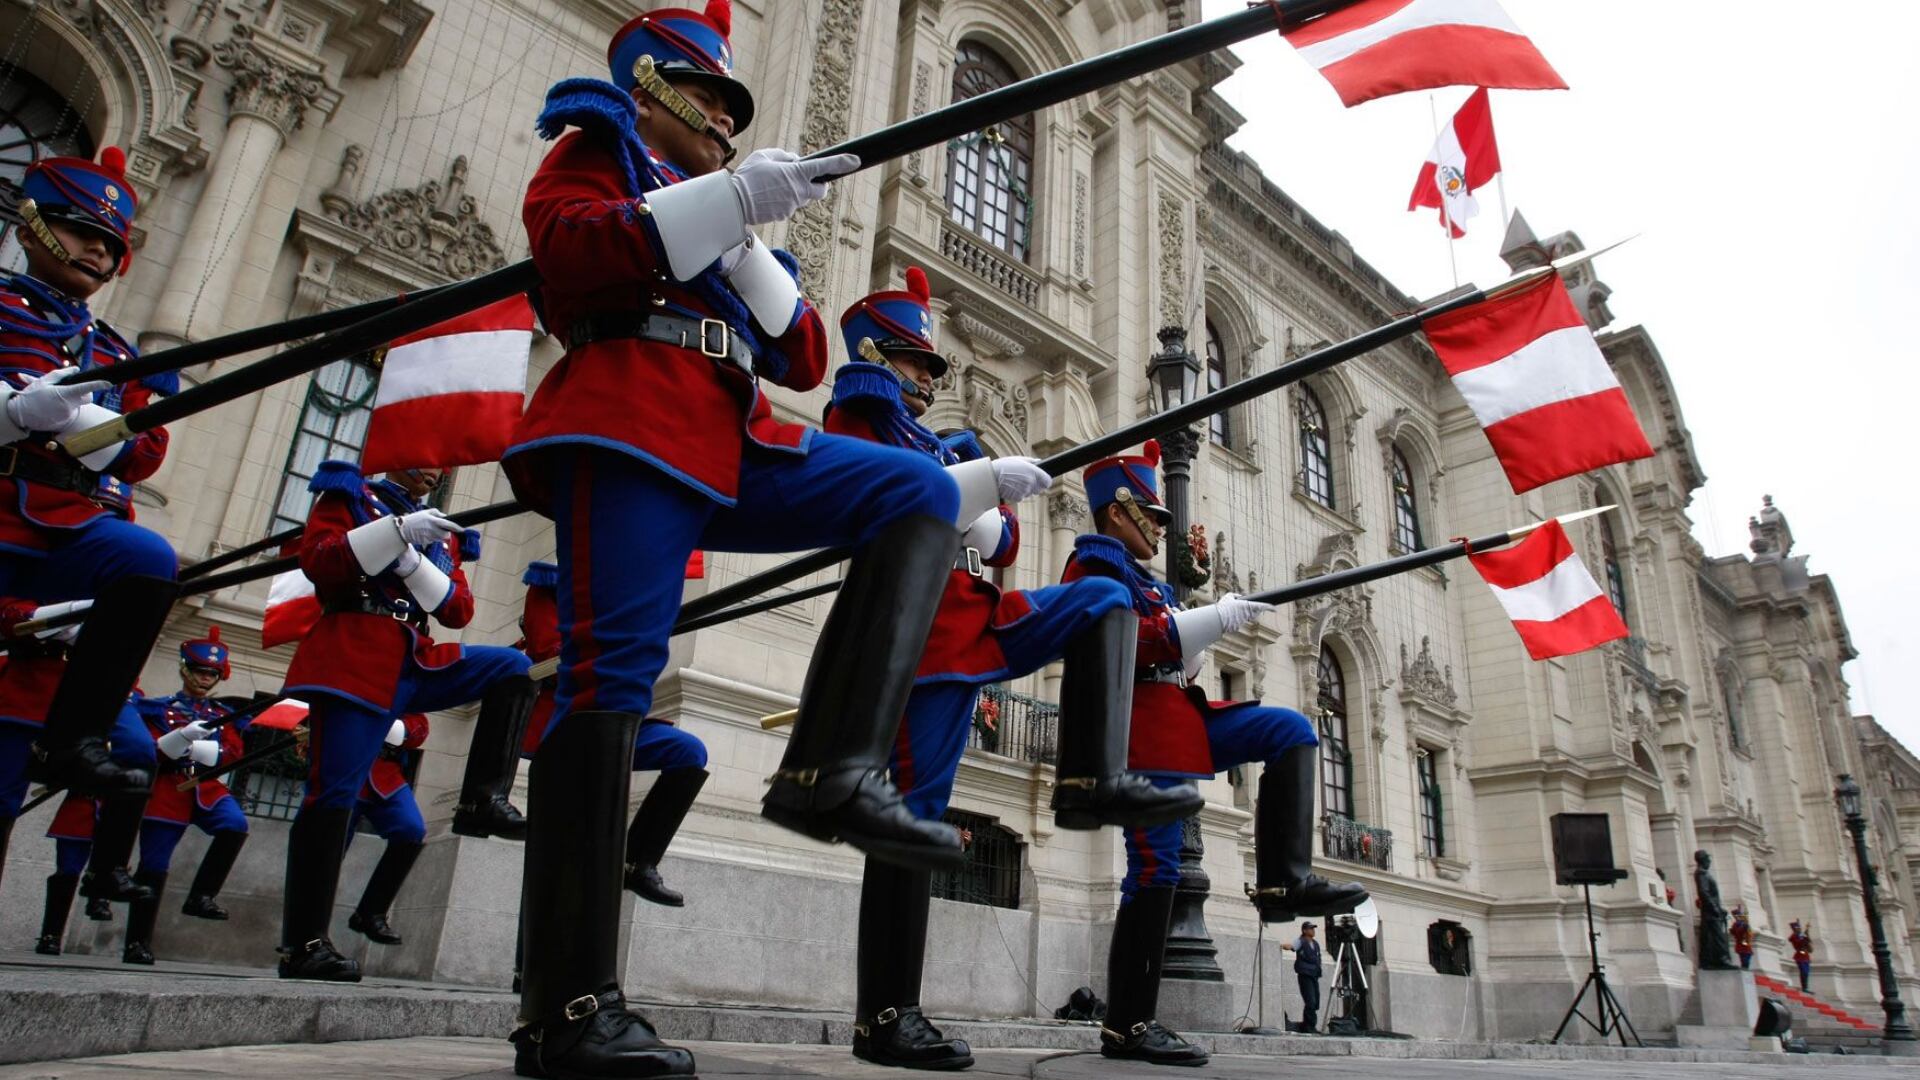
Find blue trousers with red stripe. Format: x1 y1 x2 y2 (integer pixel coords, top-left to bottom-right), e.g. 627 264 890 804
137 796 247 872
302 645 530 812
1122 704 1317 902
892 577 1132 820
546 439 956 727
54 836 90 876
350 785 426 845
633 720 706 772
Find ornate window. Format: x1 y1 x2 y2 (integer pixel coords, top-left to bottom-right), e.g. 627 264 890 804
271 355 379 533
1391 448 1424 552
931 808 1023 909
1298 385 1335 509
1599 514 1628 623
0 65 96 271
1205 322 1231 447
945 42 1034 261
1417 748 1445 858
1317 646 1353 820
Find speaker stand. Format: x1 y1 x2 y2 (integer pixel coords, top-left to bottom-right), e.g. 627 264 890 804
1552 884 1643 1047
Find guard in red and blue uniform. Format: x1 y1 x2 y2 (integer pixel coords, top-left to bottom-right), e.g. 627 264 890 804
503 6 1041 1074
118 628 252 965
33 792 110 954
345 711 429 947
1064 443 1368 1067
824 270 1203 1070
275 461 530 983
0 147 180 900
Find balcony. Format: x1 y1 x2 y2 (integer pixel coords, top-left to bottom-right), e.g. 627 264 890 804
940 224 1040 307
967 683 1058 766
1323 814 1393 872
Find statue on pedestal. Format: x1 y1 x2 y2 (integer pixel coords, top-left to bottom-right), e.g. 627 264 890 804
1694 850 1736 970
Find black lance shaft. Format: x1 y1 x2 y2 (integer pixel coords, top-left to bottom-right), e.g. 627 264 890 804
19 692 293 811
178 523 307 582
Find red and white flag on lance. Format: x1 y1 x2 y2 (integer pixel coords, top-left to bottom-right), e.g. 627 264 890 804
1411 88 1500 237
251 698 311 732
359 295 536 474
1421 271 1653 493
261 569 321 650
1469 520 1628 660
1284 0 1566 108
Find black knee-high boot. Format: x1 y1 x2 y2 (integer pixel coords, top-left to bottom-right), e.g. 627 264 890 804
122 868 166 965
1100 887 1207 1066
30 575 173 796
1050 608 1203 831
278 806 359 981
853 861 973 1070
623 767 707 906
80 796 153 903
452 675 536 840
514 712 694 1078
36 872 78 955
1250 746 1368 923
181 831 246 919
762 514 964 871
349 839 423 945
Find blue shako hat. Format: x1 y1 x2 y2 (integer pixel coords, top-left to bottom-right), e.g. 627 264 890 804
20 146 138 274
1083 440 1173 526
609 1 755 134
839 266 947 379
180 625 231 679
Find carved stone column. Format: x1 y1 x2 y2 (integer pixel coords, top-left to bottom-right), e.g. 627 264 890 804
1044 491 1090 703
143 28 335 349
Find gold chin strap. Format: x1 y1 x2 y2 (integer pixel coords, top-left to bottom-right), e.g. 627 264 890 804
857 336 934 406
632 55 738 164
1113 489 1164 549
18 198 115 282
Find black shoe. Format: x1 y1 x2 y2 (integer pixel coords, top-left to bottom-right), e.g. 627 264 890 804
349 909 403 946
622 766 706 907
511 987 695 1078
1052 774 1202 832
124 868 166 966
1099 1019 1209 1066
623 865 682 908
452 794 529 841
38 872 78 952
34 934 60 956
278 938 361 982
28 738 152 797
764 768 963 871
1251 746 1368 923
853 1006 974 1070
80 868 152 903
181 894 229 920
85 897 113 921
28 574 176 797
122 940 155 965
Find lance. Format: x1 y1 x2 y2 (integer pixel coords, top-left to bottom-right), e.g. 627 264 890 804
178 523 306 582
758 506 1619 729
178 723 309 792
58 0 1360 458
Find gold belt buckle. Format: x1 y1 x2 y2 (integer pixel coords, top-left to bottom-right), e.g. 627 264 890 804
698 318 731 360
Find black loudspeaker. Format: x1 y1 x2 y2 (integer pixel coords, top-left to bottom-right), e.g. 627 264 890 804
1550 813 1628 886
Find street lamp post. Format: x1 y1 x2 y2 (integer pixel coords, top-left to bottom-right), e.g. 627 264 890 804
1834 774 1919 1054
1145 325 1223 983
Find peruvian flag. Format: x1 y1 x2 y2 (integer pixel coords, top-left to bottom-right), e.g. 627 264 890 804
251 698 311 732
360 295 536 474
261 569 321 650
1470 520 1627 660
1284 0 1566 108
1410 88 1499 238
1422 271 1653 493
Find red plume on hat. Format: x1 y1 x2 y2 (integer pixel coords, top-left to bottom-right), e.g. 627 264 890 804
905 266 930 304
99 146 127 178
704 0 731 36
1141 439 1162 466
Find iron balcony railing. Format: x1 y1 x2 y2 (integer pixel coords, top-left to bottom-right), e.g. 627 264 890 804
967 683 1059 766
1323 813 1393 871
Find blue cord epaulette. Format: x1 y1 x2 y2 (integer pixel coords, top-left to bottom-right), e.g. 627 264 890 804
535 78 637 143
771 248 801 281
941 430 985 463
458 529 482 562
831 361 903 411
522 561 559 589
307 459 365 496
1073 533 1134 573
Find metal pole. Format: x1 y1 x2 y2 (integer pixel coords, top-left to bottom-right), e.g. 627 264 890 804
1842 795 1919 1052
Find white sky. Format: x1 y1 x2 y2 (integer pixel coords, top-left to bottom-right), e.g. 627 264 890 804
1198 0 1920 746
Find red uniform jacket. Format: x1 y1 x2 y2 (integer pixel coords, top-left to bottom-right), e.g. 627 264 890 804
1063 535 1235 778
0 274 173 555
823 404 1031 682
283 465 475 712
0 650 65 728
137 693 246 824
505 129 828 511
1791 931 1813 964
363 712 429 800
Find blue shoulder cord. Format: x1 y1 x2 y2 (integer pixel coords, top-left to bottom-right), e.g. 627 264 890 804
1073 533 1171 615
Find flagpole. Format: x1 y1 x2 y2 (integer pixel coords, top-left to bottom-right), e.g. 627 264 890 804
1430 94 1460 288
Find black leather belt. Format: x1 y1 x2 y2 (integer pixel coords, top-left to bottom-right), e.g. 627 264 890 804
1140 666 1187 688
0 444 99 494
568 312 754 373
324 596 427 628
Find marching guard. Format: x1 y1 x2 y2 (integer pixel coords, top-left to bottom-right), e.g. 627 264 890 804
502 2 1052 1073
276 462 530 982
1063 443 1369 1066
825 270 1203 1069
120 628 251 964
346 712 430 946
0 148 181 906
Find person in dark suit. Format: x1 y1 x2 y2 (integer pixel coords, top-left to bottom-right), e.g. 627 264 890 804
1295 922 1324 1031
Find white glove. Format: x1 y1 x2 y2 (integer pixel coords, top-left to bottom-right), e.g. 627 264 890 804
730 149 861 226
392 545 422 577
156 720 215 758
188 739 221 767
29 599 91 643
396 508 459 547
990 457 1052 505
384 719 407 747
1214 593 1275 635
1171 594 1273 659
0 367 109 438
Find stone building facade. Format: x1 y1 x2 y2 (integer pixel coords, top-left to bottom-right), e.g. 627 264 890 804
0 0 1909 1042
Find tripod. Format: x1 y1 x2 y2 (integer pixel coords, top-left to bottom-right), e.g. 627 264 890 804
1326 928 1369 1032
1552 883 1642 1046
